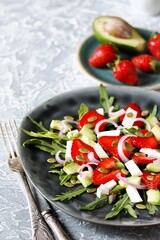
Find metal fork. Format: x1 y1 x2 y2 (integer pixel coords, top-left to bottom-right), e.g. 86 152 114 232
0 120 54 240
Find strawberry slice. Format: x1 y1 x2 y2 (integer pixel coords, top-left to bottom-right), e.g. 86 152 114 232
141 171 160 189
78 110 105 130
132 152 156 164
132 129 158 149
98 135 134 159
119 102 143 127
71 139 98 165
92 158 124 185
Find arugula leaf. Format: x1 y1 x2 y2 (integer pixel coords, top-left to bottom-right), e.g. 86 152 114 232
53 187 87 201
27 115 48 132
124 203 137 218
59 172 72 185
146 203 158 215
80 195 108 211
22 128 59 139
78 103 89 119
99 84 114 115
23 138 66 154
105 193 129 219
151 105 158 116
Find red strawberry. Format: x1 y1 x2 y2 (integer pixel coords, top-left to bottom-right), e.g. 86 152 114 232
148 33 160 60
89 44 118 68
132 129 158 149
113 60 138 85
78 110 105 130
71 139 98 165
119 102 143 128
92 158 124 185
98 135 134 160
141 171 160 189
132 54 158 72
132 152 156 165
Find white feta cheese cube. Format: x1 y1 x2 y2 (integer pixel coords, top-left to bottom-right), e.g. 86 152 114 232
97 129 120 138
65 140 73 161
93 143 109 158
122 107 137 128
125 160 142 176
126 185 143 203
96 108 104 115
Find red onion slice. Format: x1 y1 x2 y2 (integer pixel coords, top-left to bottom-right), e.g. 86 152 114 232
78 163 93 177
108 106 125 118
95 119 118 134
117 134 136 162
87 152 100 165
55 150 65 164
133 118 151 131
116 172 147 190
59 120 78 137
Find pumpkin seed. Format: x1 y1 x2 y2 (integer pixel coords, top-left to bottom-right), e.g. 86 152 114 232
127 112 133 118
141 110 149 117
124 142 132 151
147 175 154 180
87 187 97 193
76 155 85 162
136 203 146 209
47 158 56 163
112 140 119 147
98 167 108 173
79 147 90 153
64 182 75 188
88 116 97 122
145 132 153 137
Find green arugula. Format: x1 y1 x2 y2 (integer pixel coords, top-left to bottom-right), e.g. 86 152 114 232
78 103 89 119
105 193 137 219
99 84 114 115
80 195 108 211
151 105 158 116
27 115 48 132
53 186 87 201
23 138 66 155
146 203 158 215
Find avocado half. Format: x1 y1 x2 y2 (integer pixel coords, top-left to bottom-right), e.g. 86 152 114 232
93 16 146 52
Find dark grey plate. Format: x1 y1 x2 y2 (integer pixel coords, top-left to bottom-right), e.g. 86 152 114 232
18 85 160 226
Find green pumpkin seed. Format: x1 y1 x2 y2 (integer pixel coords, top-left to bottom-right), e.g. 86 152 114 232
64 182 75 188
76 155 85 162
88 116 97 122
98 167 108 173
141 110 149 117
47 158 56 163
124 142 132 151
87 187 97 193
79 147 90 153
112 140 119 147
136 203 146 209
145 132 153 137
127 112 133 118
147 175 154 180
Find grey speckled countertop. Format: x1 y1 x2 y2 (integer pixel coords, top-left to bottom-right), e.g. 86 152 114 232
1 0 160 239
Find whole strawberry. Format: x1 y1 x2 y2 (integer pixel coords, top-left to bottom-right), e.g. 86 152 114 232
132 54 159 72
148 33 160 60
89 44 119 68
113 60 138 85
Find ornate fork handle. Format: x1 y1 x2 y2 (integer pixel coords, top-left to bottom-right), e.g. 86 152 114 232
18 170 54 240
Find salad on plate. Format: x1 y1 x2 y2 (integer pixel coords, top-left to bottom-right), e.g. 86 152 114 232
22 85 160 220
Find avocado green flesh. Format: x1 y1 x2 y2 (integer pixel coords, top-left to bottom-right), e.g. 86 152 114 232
93 16 146 52
146 189 160 205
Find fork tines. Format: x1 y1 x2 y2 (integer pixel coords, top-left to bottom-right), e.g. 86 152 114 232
0 120 19 159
